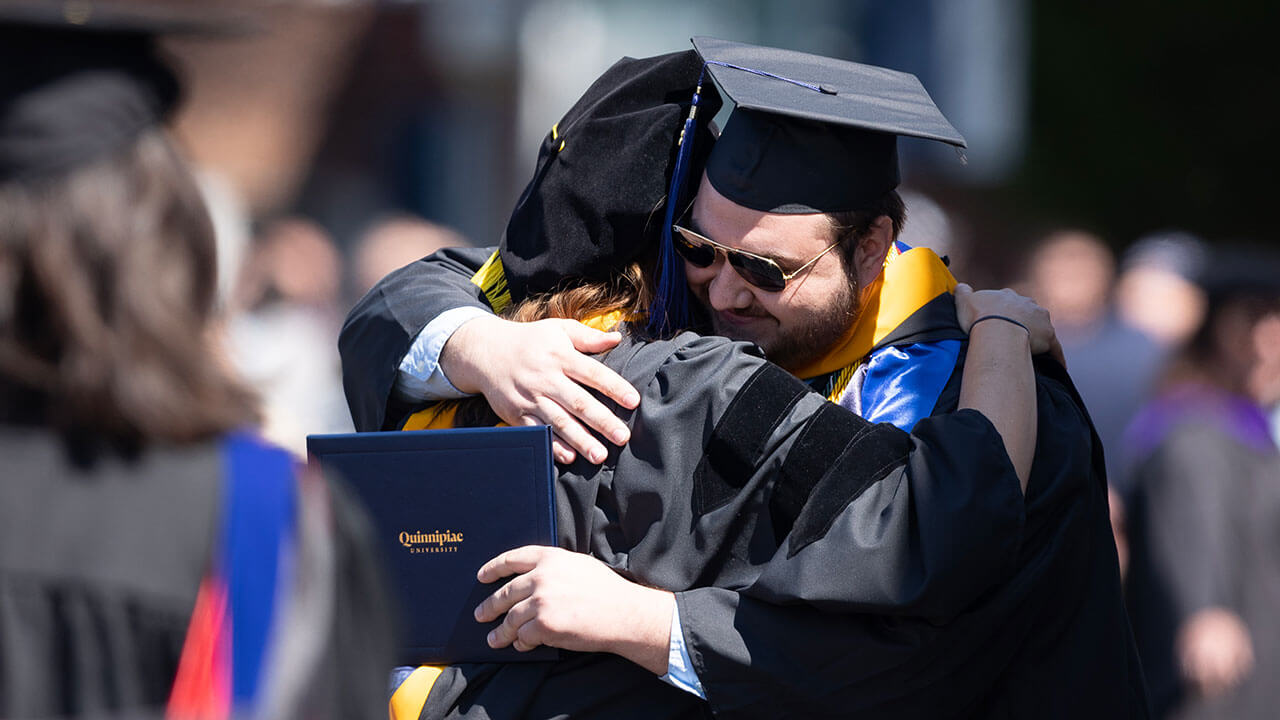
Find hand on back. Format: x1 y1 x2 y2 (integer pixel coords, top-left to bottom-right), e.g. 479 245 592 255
441 316 641 464
955 283 1064 364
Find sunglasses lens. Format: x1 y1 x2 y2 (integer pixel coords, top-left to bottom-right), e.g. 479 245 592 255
672 229 716 268
673 225 788 291
730 254 786 291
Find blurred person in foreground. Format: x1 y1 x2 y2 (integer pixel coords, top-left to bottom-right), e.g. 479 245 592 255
1123 247 1280 720
0 5 389 718
228 216 353 455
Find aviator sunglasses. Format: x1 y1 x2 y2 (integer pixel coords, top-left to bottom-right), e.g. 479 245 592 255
671 216 843 292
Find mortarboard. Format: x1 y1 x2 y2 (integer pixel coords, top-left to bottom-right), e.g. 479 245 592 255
0 1 250 184
498 50 720 311
634 37 967 331
693 35 966 214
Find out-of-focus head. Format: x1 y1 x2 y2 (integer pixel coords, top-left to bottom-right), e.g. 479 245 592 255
354 215 467 299
0 3 255 446
0 7 181 183
1116 231 1208 346
1251 312 1280 408
236 217 342 311
1024 230 1115 331
1182 246 1280 406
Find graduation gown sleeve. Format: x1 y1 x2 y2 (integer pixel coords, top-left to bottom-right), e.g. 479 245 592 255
338 245 496 431
674 587 999 718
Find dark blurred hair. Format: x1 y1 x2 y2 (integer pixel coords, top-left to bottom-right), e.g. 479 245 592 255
828 190 907 288
1188 249 1280 347
1162 246 1280 392
0 129 258 449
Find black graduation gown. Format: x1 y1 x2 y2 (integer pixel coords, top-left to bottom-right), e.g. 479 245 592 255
0 427 393 719
1125 402 1280 720
340 250 1148 719
0 430 220 718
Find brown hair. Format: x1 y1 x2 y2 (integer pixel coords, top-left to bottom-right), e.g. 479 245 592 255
828 189 907 288
0 129 258 449
506 262 652 325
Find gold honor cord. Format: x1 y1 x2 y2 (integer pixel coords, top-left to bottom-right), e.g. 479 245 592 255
792 245 957 382
825 363 859 403
389 666 443 720
470 251 512 314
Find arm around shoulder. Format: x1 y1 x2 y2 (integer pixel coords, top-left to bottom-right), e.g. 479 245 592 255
339 246 497 431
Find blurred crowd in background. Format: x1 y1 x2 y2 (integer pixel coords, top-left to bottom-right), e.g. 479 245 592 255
5 0 1277 717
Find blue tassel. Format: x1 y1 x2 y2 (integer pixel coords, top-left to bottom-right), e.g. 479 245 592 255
648 70 706 338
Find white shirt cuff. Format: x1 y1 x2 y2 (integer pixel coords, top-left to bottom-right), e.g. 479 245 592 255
394 306 492 402
659 600 706 699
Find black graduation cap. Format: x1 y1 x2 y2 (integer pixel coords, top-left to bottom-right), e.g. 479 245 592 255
0 1 250 183
693 36 966 214
498 49 721 307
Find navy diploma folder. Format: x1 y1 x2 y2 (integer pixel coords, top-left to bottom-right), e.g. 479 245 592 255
307 426 558 664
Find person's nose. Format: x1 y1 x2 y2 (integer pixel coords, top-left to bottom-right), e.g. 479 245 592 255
704 257 754 312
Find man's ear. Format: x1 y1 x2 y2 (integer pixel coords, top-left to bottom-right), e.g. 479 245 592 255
853 216 894 288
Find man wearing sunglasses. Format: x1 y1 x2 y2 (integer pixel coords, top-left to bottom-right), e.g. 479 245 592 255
341 39 1143 719
673 220 843 293
670 194 861 376
669 177 910 383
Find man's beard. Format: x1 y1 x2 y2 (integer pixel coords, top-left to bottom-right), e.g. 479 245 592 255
709 280 859 374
